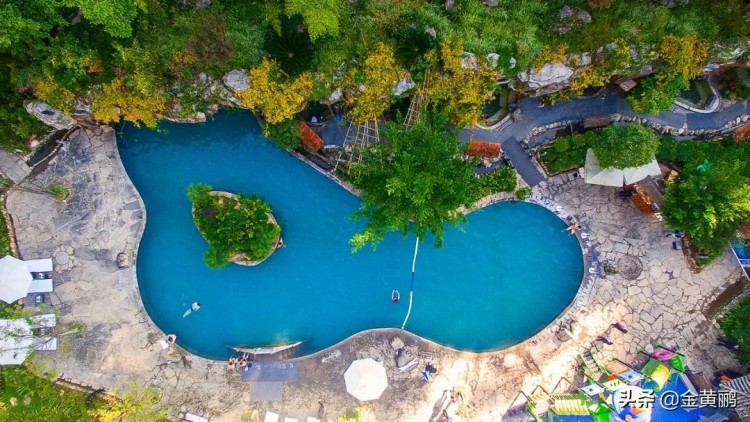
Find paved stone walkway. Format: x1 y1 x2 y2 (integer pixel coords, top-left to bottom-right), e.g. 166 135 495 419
460 91 750 186
4 125 744 421
0 147 31 184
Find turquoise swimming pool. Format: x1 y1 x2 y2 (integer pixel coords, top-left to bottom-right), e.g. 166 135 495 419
118 111 584 359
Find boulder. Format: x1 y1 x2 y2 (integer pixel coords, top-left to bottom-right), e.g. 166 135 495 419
509 57 517 69
395 348 415 368
425 27 437 38
25 101 75 130
460 52 477 71
222 69 249 92
559 5 573 19
390 336 405 351
580 52 592 66
195 0 211 8
392 77 415 96
518 63 573 89
323 88 343 105
485 53 499 69
165 112 207 124
577 9 592 23
482 0 498 6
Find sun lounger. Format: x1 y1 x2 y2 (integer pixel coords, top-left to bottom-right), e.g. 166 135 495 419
35 337 57 351
185 413 209 422
284 418 298 422
306 417 321 422
29 314 56 328
398 358 418 372
28 278 53 294
264 412 280 422
25 258 53 273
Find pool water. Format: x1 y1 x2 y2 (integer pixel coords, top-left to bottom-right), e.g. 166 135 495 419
118 110 584 359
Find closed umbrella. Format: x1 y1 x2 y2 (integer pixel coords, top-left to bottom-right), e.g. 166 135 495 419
0 255 32 303
344 358 388 401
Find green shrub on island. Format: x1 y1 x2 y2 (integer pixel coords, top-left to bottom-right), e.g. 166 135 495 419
187 183 281 269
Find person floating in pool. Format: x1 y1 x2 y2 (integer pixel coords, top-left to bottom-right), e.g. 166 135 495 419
183 302 201 318
391 290 400 303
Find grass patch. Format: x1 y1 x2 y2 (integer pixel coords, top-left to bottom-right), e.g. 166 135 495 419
538 131 597 175
0 366 104 421
47 185 70 203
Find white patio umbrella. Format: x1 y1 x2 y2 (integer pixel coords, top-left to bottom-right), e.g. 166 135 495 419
0 255 32 303
623 159 661 185
344 358 388 401
584 149 661 187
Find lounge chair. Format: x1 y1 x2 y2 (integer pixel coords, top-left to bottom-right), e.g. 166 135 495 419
35 337 57 351
185 413 209 422
28 278 53 294
264 412 280 422
306 417 321 422
284 418 298 422
25 258 53 279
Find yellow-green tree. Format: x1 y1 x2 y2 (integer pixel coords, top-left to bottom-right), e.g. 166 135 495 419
658 35 708 80
92 78 168 128
343 44 407 124
91 42 169 127
237 58 313 124
426 37 497 127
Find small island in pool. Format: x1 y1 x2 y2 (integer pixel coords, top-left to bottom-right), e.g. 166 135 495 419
187 183 282 269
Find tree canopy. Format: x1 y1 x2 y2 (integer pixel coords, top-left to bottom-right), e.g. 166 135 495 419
0 0 748 149
663 159 750 262
349 109 478 251
720 295 750 364
659 137 750 263
592 124 659 169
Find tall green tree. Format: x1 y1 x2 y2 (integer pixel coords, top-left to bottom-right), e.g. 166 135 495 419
350 109 478 250
720 296 750 363
593 123 659 169
350 108 479 329
67 0 145 38
663 158 750 261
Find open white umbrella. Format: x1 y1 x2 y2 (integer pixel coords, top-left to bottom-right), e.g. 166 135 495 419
584 149 661 187
0 255 32 303
344 358 388 401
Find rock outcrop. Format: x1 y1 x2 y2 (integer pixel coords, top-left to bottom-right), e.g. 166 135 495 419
518 63 574 90
222 69 249 93
25 101 75 130
392 77 415 96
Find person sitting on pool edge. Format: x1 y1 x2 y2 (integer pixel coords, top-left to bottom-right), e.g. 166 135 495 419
391 290 400 303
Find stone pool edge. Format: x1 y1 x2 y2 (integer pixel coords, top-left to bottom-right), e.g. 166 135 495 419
118 127 593 362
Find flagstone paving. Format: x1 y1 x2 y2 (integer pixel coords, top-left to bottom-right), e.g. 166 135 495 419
4 127 744 421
